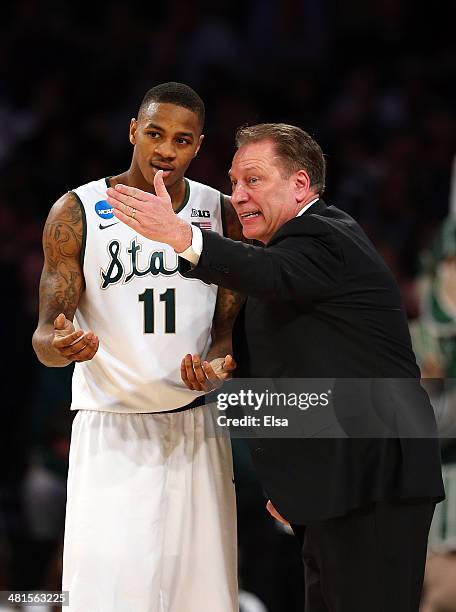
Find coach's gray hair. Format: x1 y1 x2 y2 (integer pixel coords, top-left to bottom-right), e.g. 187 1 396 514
235 123 326 194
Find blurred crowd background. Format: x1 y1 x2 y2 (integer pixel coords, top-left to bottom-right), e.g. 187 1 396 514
1 0 456 610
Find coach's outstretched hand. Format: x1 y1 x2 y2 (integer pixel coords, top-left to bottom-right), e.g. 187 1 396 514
181 353 237 392
52 313 99 363
106 170 192 252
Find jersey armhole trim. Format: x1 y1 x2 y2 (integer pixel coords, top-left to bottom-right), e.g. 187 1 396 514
174 178 190 214
220 193 227 237
69 190 87 269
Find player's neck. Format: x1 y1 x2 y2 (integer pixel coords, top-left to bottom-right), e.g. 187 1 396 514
111 170 187 212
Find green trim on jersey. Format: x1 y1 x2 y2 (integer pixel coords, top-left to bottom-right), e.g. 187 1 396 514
174 178 190 214
220 193 228 237
69 190 87 268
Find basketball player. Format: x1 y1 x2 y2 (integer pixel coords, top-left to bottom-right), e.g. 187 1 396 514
32 83 242 612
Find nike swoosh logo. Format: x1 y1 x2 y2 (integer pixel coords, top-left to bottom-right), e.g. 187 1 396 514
99 222 119 230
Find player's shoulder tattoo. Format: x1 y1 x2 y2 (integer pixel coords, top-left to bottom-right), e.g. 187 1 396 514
39 192 84 322
213 196 247 331
43 192 83 268
210 196 247 351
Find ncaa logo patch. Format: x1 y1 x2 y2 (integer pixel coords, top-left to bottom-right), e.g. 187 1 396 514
95 200 114 219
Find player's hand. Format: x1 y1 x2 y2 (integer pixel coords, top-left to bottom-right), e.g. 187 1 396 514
181 353 237 392
266 500 290 526
52 313 99 362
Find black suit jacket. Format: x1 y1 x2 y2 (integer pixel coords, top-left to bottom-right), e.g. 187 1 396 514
184 200 445 524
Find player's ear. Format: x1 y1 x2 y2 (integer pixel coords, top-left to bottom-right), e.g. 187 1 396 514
193 134 204 158
129 118 137 145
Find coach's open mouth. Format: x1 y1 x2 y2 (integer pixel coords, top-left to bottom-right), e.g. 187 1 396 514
240 211 261 220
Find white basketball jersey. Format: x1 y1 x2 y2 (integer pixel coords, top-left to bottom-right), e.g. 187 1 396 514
70 177 225 413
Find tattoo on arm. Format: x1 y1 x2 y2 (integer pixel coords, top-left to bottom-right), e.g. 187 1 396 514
208 195 247 358
211 287 245 357
38 193 84 325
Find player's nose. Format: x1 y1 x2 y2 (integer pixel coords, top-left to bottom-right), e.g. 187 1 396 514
154 140 177 159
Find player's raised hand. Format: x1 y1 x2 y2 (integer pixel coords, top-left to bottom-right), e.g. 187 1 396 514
181 353 237 392
52 313 99 362
106 170 192 251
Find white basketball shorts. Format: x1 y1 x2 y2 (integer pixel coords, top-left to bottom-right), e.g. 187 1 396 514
62 403 238 612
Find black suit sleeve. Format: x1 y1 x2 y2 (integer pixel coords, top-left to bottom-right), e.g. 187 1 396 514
182 217 345 302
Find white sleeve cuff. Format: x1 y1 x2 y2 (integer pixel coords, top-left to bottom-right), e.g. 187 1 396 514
176 225 203 265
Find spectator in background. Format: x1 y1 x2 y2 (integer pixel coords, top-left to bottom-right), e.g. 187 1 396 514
410 216 456 611
421 551 456 612
411 216 456 456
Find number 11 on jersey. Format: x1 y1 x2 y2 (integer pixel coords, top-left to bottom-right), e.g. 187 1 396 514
138 288 176 334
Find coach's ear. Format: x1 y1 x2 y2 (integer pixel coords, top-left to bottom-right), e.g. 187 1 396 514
294 169 311 203
129 118 137 145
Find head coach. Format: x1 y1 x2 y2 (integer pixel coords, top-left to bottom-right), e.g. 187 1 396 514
107 123 445 612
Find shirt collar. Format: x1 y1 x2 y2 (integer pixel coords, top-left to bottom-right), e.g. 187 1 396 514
296 197 319 217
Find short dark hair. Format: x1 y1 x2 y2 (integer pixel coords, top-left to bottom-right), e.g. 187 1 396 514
138 82 205 131
235 123 326 194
